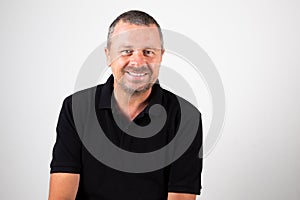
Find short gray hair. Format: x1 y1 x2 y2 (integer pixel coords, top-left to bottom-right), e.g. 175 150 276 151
107 10 164 49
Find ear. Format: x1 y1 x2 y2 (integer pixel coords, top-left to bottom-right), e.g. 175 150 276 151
159 49 165 62
105 47 111 66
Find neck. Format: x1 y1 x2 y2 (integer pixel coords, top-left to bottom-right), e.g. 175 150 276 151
113 83 151 121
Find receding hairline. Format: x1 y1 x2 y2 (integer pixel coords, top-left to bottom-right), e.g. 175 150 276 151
110 21 160 38
106 10 164 49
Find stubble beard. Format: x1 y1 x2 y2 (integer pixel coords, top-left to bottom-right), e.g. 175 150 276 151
117 76 154 96
117 65 156 96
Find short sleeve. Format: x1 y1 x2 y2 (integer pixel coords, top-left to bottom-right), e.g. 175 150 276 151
168 114 203 195
50 96 82 173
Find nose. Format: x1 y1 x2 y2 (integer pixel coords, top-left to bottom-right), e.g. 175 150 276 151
129 50 146 67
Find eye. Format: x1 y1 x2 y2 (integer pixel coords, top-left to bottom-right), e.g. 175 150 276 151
120 49 133 56
143 49 156 57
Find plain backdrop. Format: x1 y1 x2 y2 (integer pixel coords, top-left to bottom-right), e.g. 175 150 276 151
1 0 300 199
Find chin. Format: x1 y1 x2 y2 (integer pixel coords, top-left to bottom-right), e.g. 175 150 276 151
121 83 153 95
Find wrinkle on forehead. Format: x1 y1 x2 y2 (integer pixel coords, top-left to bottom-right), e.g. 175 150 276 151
109 25 162 50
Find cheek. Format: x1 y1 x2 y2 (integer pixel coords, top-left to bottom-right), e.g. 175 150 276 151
111 59 129 75
113 56 129 68
149 61 161 72
118 58 129 67
149 57 162 67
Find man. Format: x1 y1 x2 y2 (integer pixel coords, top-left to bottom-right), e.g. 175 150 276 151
49 10 203 200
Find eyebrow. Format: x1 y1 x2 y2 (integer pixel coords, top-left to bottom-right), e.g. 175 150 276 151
118 45 161 50
118 45 134 50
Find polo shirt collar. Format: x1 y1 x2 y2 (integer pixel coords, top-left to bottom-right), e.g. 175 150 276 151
98 75 114 109
98 75 162 116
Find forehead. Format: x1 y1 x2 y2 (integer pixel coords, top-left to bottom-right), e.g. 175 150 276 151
110 21 162 49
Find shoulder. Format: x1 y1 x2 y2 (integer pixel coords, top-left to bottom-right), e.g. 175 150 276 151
57 84 106 125
160 86 201 117
61 84 104 108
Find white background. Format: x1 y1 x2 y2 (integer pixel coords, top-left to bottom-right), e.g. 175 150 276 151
1 0 299 199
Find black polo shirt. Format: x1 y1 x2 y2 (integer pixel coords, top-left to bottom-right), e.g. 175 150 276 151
50 75 203 200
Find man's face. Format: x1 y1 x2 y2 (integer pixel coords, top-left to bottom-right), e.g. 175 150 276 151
105 21 164 94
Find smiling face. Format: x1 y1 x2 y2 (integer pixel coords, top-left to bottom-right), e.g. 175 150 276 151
105 21 164 95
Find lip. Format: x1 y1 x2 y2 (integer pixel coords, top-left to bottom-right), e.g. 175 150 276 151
126 71 147 77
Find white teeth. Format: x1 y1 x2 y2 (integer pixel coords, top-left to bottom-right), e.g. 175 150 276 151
127 72 146 77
